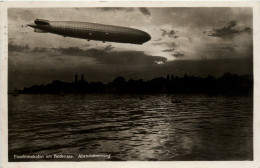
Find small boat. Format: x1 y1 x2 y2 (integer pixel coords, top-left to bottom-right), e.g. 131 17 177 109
171 100 182 103
139 96 145 100
60 90 65 97
12 88 19 96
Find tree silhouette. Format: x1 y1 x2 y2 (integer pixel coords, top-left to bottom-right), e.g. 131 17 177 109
20 73 253 96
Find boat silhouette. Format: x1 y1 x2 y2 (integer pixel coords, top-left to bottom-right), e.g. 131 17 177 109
12 88 19 96
171 100 182 103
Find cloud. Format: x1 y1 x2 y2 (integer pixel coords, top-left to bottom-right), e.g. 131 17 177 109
154 61 164 65
32 47 48 53
151 41 178 48
139 8 151 16
25 46 167 65
203 21 252 38
153 38 163 42
103 45 114 52
98 8 134 12
8 9 34 22
83 44 91 48
9 43 52 54
162 48 175 52
172 52 185 58
8 43 29 52
54 47 91 56
160 29 178 38
222 46 235 51
7 8 253 91
168 42 177 48
243 27 252 34
151 42 168 46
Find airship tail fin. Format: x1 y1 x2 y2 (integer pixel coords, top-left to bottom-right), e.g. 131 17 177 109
34 19 50 26
34 29 47 33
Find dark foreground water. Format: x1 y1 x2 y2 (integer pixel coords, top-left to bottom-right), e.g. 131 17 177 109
8 94 253 161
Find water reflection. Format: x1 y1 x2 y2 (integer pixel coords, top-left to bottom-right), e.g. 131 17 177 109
9 94 253 161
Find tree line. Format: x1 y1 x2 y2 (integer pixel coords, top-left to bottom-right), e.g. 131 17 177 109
19 73 253 96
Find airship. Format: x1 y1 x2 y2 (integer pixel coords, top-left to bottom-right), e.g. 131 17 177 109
27 19 151 44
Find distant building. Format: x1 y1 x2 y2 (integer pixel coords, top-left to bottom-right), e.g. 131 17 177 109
81 74 84 82
75 74 78 83
167 74 170 81
171 75 174 81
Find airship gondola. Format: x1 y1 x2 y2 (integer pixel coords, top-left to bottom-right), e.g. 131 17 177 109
27 19 151 44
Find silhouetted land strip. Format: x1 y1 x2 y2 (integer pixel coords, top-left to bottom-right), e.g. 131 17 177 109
18 73 253 96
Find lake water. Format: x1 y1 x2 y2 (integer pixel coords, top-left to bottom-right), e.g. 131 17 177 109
8 94 253 161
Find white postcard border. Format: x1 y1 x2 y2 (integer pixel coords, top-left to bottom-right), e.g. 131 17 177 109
1 1 259 168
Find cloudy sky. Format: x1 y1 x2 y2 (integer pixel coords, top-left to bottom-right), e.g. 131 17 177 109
8 8 253 90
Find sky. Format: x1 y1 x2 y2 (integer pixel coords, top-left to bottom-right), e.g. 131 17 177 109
8 8 253 90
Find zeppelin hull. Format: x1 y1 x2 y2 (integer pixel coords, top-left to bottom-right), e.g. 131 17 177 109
28 19 151 44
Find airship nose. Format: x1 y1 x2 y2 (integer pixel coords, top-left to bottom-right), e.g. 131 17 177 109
144 32 151 42
27 23 37 28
